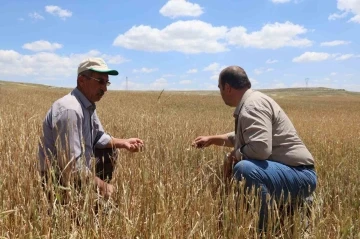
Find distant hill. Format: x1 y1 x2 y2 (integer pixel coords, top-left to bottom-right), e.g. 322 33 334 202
1 80 359 96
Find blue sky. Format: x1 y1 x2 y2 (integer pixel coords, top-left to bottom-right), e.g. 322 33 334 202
0 0 359 91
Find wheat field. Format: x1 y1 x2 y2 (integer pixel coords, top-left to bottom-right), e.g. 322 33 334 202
0 82 359 238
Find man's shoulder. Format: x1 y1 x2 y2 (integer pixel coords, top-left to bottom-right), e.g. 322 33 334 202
242 90 281 114
248 90 279 105
51 91 83 118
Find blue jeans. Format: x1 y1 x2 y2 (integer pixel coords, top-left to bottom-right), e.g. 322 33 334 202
233 159 317 231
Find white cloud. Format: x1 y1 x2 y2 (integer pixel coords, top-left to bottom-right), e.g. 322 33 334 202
292 52 333 62
162 74 176 77
0 49 128 77
271 0 291 3
203 62 227 80
293 51 359 62
187 68 198 73
101 54 129 64
335 54 360 61
226 21 312 49
250 78 259 86
266 59 278 64
113 20 228 54
29 12 44 20
179 80 192 84
151 78 168 90
330 0 360 23
328 11 348 20
330 72 337 76
113 20 312 54
45 5 72 20
159 0 204 18
203 62 220 71
254 68 274 75
133 67 158 73
22 40 62 52
320 40 351 46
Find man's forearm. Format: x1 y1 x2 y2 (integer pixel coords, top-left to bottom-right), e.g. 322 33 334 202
105 137 123 148
210 134 234 147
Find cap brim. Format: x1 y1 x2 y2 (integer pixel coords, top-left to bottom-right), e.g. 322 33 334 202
90 68 119 76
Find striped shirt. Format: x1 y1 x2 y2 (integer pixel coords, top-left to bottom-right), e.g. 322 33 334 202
38 88 111 172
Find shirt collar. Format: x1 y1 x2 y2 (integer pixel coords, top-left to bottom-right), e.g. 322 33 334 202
72 88 96 111
233 89 254 118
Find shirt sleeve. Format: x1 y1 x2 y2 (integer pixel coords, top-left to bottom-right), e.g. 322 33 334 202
93 111 111 148
240 104 273 160
226 131 236 146
53 109 84 172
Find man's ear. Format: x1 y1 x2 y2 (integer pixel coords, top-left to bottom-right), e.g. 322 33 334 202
225 83 232 92
77 75 85 87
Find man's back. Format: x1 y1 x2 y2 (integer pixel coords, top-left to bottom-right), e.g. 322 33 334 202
239 90 314 166
38 91 83 172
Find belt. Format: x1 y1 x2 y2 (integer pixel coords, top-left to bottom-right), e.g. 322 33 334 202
297 165 315 170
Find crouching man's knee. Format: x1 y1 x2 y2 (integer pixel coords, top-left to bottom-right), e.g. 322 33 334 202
233 160 257 182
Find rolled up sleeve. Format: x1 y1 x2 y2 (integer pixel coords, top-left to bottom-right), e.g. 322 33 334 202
240 105 272 160
93 111 111 148
227 131 236 147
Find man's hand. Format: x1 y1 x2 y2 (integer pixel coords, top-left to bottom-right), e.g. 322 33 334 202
192 136 213 148
223 150 240 181
122 138 144 152
95 177 115 200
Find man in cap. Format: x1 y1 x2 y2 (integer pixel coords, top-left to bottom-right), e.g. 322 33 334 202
192 66 317 232
38 57 144 201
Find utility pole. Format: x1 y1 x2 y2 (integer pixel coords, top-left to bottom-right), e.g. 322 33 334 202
126 76 128 91
305 78 309 88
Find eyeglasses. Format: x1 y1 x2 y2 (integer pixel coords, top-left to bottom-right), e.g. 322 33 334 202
82 75 111 87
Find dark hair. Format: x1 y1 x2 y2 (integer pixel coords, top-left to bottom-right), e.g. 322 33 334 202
219 66 251 89
77 70 93 87
78 69 93 77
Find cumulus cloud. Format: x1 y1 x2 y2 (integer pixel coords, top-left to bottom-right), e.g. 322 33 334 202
271 0 291 3
320 40 351 46
328 11 349 20
29 12 44 20
45 5 72 20
151 78 168 90
293 51 359 62
226 21 312 49
0 49 128 77
133 67 158 73
292 52 333 62
113 20 312 54
22 40 62 52
203 62 220 72
335 54 360 61
329 0 360 23
254 68 274 75
159 0 204 18
113 20 228 54
250 78 259 86
266 59 278 64
179 80 192 84
203 62 227 80
187 68 198 73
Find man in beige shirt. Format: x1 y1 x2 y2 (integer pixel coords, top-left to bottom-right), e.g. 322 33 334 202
192 66 316 233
